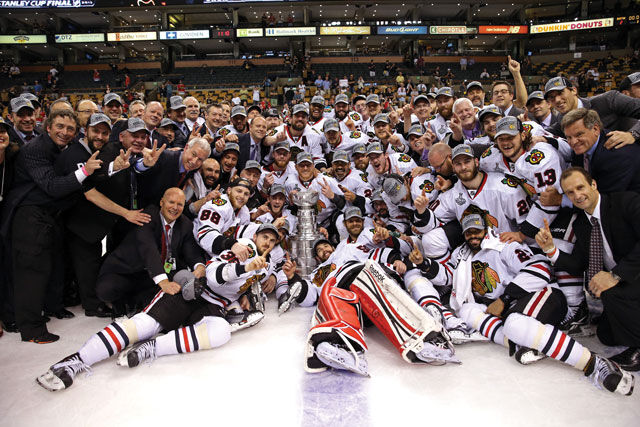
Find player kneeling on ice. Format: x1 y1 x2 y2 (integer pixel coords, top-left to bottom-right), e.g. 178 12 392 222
447 214 634 396
36 223 280 392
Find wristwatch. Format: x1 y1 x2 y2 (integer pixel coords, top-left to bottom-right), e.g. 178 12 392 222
630 129 640 143
611 272 622 283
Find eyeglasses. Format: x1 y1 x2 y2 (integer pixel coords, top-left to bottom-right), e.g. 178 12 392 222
492 89 510 96
431 155 450 171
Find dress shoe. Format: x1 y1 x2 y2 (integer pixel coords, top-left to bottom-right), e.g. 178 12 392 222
44 309 75 319
2 320 18 333
23 331 60 344
610 347 640 372
85 304 114 318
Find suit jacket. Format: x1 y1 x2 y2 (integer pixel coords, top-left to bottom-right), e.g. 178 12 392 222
549 90 640 137
8 126 40 147
506 105 524 118
138 149 195 208
99 205 205 280
234 133 256 171
0 133 82 238
555 192 640 287
570 131 640 194
63 141 137 244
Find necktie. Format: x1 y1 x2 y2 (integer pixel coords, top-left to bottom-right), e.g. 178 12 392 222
583 154 590 173
160 224 171 262
177 172 187 188
587 217 604 290
24 133 34 142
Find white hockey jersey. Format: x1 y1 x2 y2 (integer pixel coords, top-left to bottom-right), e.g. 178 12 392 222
273 124 324 166
409 172 440 202
257 162 297 193
203 238 274 308
424 172 531 235
193 194 251 257
284 173 344 225
426 114 452 142
323 130 369 157
365 152 417 190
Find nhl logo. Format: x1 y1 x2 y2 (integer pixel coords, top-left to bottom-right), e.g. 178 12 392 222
455 193 466 206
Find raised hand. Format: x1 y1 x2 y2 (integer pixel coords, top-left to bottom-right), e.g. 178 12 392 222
449 112 463 140
338 184 356 202
142 139 166 168
345 117 355 131
535 218 555 253
392 259 407 275
507 55 521 74
189 122 204 141
282 253 297 280
246 255 267 272
539 186 562 207
113 147 133 172
224 133 239 143
435 175 452 192
206 184 222 201
84 150 103 175
320 178 334 199
214 138 226 154
264 172 275 189
413 186 430 214
372 224 390 243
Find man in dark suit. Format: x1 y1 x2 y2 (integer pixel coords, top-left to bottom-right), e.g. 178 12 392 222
7 97 40 147
235 115 268 171
95 187 205 309
525 91 559 130
491 81 524 118
536 167 640 371
137 136 211 208
1 110 103 343
57 114 152 318
544 77 640 147
166 96 189 148
562 108 640 194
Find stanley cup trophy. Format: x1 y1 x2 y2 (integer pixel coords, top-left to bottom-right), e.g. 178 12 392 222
289 189 323 278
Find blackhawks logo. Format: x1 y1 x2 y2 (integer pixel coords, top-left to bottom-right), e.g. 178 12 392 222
223 225 238 238
238 272 265 294
211 197 227 206
522 123 533 135
267 128 278 137
351 112 361 121
313 263 337 287
501 177 519 188
462 205 498 229
360 172 368 183
471 261 500 296
398 154 411 162
350 131 362 139
219 127 230 137
525 149 545 165
419 180 434 192
481 147 492 158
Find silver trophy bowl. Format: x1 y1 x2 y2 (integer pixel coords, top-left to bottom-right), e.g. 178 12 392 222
289 189 322 278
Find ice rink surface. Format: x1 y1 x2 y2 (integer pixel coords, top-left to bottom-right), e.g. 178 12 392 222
1 299 638 427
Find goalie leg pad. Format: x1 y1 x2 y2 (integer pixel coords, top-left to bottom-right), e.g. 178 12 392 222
349 260 456 365
305 282 367 374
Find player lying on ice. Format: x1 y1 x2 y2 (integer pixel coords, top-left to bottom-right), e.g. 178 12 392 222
36 223 280 391
420 213 634 396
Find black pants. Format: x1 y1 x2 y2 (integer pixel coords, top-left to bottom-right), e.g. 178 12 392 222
67 232 103 312
598 281 640 348
12 205 65 339
0 238 15 324
96 271 157 309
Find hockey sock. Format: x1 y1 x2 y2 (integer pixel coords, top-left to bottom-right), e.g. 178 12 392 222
78 313 162 366
155 316 231 357
555 271 585 318
503 313 592 370
459 303 507 346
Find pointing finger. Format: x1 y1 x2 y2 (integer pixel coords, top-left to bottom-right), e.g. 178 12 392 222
89 150 100 159
543 218 551 234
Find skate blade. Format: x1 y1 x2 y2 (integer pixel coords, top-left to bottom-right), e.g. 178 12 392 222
616 369 635 396
416 342 462 365
316 342 370 377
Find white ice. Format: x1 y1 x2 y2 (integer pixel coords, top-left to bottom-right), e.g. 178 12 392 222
1 299 638 427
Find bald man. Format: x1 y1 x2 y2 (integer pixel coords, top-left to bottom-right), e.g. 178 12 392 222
95 187 205 313
75 100 99 142
184 96 205 132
